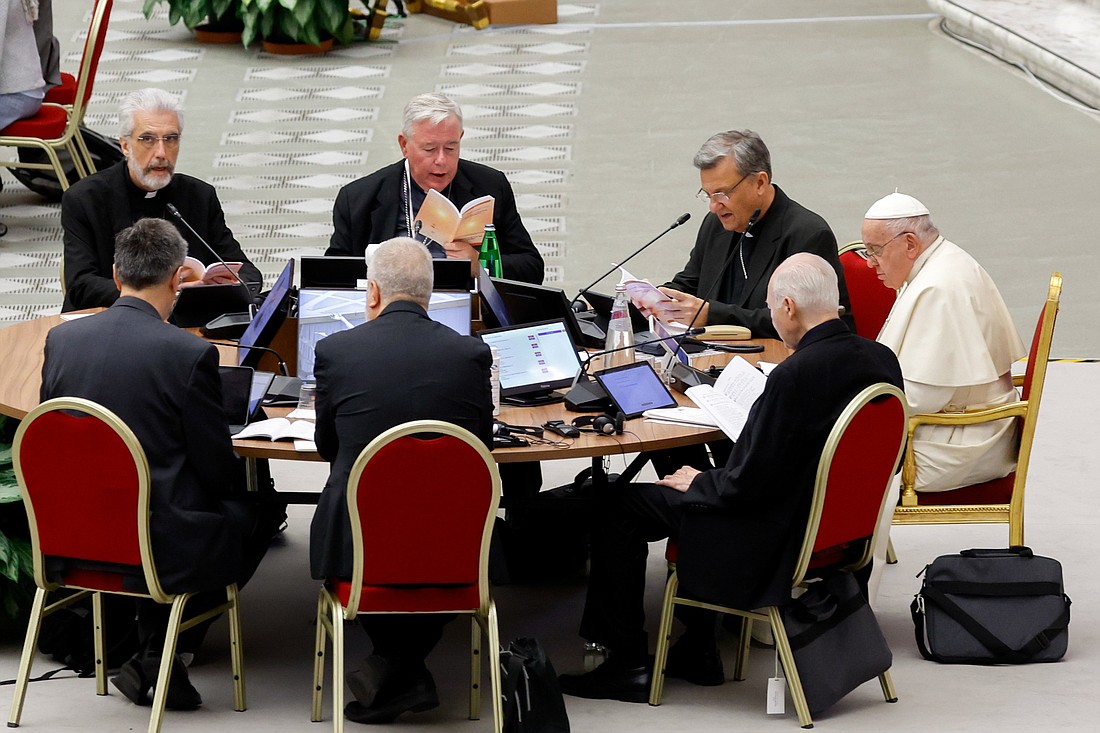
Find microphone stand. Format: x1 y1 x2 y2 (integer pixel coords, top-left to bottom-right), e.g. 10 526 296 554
564 326 705 411
208 341 289 377
570 212 691 309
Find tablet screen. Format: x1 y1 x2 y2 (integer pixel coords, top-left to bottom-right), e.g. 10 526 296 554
594 361 677 419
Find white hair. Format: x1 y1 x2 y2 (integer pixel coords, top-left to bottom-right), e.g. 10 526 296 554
119 88 183 137
401 92 463 137
770 253 839 317
370 237 434 306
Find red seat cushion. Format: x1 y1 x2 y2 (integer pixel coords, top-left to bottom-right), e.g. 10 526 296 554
44 73 77 105
0 105 69 138
912 473 1015 506
328 578 480 613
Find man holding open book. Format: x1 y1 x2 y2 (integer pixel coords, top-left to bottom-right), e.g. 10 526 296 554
327 92 544 284
558 254 902 703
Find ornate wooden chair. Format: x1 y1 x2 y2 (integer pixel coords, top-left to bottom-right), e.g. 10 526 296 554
312 420 503 733
649 383 908 728
891 272 1062 546
0 0 112 186
838 241 896 339
7 397 245 733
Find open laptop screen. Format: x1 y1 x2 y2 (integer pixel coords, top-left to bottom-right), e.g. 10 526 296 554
238 258 294 367
477 319 581 402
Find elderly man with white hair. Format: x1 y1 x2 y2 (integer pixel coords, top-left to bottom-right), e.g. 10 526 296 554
558 253 903 703
327 91 543 283
862 191 1025 493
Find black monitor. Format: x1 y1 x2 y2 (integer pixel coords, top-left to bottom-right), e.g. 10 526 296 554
477 319 581 405
488 277 604 349
170 283 253 328
300 255 472 291
238 258 294 368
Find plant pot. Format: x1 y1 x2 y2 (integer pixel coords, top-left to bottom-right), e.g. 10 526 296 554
195 23 243 44
261 37 334 55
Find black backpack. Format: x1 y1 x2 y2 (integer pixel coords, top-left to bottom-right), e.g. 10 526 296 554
11 125 124 202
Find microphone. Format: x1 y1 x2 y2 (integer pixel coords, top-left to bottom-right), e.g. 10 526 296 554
208 341 289 376
570 212 691 308
166 203 257 296
680 337 764 354
564 326 705 411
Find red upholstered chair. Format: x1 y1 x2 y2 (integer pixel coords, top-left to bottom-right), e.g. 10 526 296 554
0 0 112 186
838 242 896 339
311 420 502 733
650 384 908 728
7 397 245 733
892 272 1062 546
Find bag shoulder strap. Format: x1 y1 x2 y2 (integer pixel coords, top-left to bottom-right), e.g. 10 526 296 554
920 585 1070 663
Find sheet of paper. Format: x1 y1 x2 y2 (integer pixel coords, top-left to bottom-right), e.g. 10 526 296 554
714 356 767 409
686 384 752 441
642 406 719 427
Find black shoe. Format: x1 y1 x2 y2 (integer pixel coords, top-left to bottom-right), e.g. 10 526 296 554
345 654 391 707
110 654 202 711
558 660 650 703
662 639 724 686
344 669 439 724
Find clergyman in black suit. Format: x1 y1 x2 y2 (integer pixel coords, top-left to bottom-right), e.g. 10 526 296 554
326 91 544 284
558 253 904 703
310 237 495 725
41 219 268 710
60 87 262 311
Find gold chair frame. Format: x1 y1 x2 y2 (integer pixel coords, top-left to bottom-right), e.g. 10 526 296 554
311 420 503 733
0 0 111 188
649 384 908 728
7 397 245 733
891 272 1062 546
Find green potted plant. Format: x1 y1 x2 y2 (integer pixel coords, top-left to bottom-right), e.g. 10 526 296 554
0 416 34 635
239 0 355 53
143 0 246 42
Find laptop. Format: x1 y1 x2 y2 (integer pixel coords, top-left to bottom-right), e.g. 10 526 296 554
488 277 606 349
477 319 582 406
594 361 678 419
171 283 254 329
299 256 472 291
219 366 275 435
238 258 294 368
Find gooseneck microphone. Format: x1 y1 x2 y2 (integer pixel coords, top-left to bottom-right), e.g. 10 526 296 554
669 208 762 364
570 212 692 308
564 326 705 411
209 341 289 377
166 203 256 297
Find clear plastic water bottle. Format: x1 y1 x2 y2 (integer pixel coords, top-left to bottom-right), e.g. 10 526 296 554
489 345 501 416
599 283 635 371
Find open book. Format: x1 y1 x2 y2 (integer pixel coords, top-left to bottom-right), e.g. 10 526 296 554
644 357 766 440
234 417 315 443
181 256 243 285
414 189 495 245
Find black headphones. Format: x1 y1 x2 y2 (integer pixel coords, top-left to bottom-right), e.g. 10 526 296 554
571 412 624 436
492 421 544 438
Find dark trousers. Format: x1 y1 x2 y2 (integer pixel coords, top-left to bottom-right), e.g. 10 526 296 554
358 614 455 684
579 482 715 666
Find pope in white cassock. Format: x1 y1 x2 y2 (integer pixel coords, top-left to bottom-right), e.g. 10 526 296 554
861 192 1025 493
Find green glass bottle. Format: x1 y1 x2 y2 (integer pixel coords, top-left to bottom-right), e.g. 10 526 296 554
478 224 503 278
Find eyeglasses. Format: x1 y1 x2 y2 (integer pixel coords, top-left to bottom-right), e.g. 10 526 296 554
863 231 912 260
130 134 181 150
696 173 750 205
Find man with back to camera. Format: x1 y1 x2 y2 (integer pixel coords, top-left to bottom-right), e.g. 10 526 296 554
310 237 495 724
557 253 903 702
327 91 544 284
645 129 854 339
61 87 262 311
40 218 271 710
862 191 1025 492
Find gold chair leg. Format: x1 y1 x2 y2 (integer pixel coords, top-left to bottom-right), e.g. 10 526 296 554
7 587 48 727
92 592 107 695
311 589 331 722
226 584 246 711
73 128 96 174
330 600 345 733
769 607 813 729
469 615 481 720
879 668 898 703
648 570 678 706
486 601 503 733
733 617 752 681
886 537 898 565
147 594 190 733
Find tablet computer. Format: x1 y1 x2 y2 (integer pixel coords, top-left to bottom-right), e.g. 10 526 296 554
594 361 678 419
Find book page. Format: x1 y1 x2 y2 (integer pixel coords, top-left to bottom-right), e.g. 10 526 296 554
713 356 767 410
642 406 718 428
201 261 243 284
413 188 461 244
453 195 495 244
686 384 752 441
234 417 291 441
